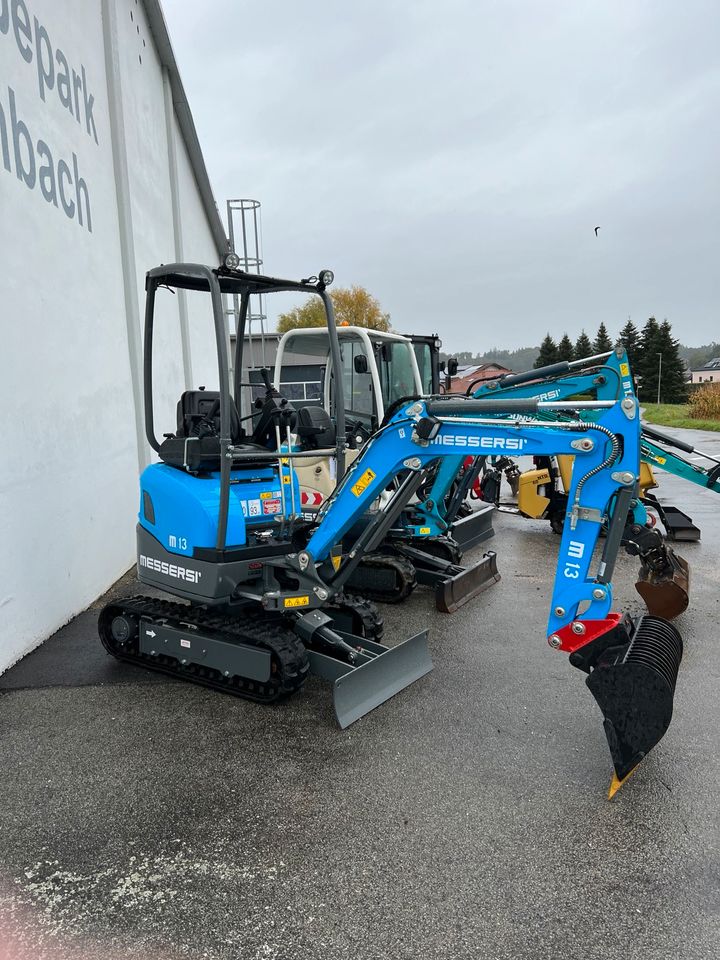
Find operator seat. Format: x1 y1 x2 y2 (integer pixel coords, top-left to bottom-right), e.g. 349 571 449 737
158 389 267 472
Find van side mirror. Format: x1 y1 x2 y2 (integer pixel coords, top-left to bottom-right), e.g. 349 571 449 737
354 354 369 374
447 358 459 376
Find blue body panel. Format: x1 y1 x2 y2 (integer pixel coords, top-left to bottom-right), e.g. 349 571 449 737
138 462 300 557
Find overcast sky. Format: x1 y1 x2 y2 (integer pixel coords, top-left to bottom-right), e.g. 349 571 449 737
164 0 719 351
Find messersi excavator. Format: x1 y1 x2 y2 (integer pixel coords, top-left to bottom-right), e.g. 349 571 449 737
408 348 695 622
99 260 684 797
268 325 498 610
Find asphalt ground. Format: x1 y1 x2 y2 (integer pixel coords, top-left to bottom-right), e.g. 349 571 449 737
1 425 719 960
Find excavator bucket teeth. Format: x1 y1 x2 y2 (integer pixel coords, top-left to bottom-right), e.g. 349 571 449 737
449 503 496 552
586 616 682 785
436 550 500 614
635 549 690 620
328 631 432 729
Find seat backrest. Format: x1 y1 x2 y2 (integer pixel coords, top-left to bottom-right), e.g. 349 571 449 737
296 405 336 449
176 390 243 443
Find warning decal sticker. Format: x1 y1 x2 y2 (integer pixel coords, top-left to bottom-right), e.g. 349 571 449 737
284 596 310 608
351 468 376 498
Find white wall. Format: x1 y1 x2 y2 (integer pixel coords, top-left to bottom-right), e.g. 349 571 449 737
0 0 224 672
175 119 223 393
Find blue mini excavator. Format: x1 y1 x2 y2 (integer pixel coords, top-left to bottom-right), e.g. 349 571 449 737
99 261 684 795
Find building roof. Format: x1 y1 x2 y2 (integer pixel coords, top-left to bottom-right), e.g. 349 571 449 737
455 362 509 377
691 357 720 372
145 1 227 256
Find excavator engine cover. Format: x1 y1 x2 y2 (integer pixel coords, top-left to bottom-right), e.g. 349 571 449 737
586 616 682 783
516 468 552 519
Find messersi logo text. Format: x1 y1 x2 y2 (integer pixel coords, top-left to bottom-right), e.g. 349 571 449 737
139 555 202 583
431 435 529 450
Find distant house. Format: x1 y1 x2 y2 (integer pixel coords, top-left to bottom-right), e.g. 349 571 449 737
449 362 513 394
690 358 720 384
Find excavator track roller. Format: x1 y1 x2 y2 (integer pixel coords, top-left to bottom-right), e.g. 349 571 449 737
586 616 682 787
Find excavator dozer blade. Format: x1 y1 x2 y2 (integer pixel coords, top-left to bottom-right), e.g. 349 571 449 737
436 550 501 614
657 505 701 542
586 616 682 789
449 503 496 552
308 631 432 729
644 495 701 542
635 549 690 620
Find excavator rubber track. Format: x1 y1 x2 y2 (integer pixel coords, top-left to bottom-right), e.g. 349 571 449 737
323 594 385 642
99 596 309 703
345 553 418 604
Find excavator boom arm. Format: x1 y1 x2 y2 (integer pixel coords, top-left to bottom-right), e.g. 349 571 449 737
304 395 639 644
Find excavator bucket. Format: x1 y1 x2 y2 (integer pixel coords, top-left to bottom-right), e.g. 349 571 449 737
635 548 690 620
586 616 682 790
307 631 433 728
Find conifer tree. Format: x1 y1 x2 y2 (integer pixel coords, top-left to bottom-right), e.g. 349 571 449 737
557 333 574 362
637 317 663 403
593 322 613 354
534 333 559 368
574 330 594 361
616 319 641 373
656 320 688 403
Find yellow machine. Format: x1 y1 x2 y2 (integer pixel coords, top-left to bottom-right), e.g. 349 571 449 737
516 456 658 523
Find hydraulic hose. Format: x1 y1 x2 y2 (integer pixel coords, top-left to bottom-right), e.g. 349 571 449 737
572 422 621 514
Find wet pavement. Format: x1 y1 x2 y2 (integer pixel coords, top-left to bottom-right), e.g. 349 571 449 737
1 424 719 959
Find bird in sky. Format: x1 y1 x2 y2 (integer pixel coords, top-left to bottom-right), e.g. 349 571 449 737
594 226 601 236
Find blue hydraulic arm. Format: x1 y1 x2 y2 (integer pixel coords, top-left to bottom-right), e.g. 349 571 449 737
411 348 634 535
285 393 640 647
415 348 719 539
470 355 720 497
